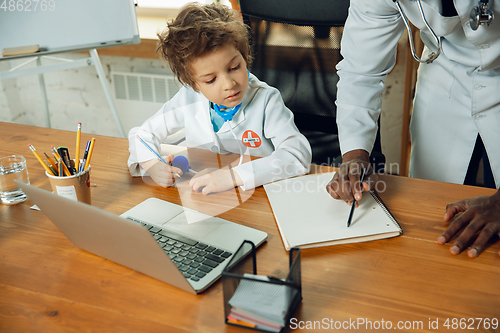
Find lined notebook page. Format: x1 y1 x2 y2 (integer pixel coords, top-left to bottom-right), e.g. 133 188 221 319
264 172 401 250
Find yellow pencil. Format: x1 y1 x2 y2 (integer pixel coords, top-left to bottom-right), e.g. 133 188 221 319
75 122 82 172
28 144 55 176
51 145 71 176
83 138 95 171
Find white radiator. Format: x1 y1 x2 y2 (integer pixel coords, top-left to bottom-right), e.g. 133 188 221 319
111 71 184 143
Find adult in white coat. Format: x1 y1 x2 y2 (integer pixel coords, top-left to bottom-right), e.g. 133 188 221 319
326 0 500 258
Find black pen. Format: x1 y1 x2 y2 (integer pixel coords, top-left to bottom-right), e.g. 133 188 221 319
347 167 366 228
57 146 75 175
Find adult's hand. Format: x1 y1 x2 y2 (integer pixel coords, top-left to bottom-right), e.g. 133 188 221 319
437 190 500 258
326 149 378 205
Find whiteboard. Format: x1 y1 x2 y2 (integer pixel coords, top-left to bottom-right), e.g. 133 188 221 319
0 0 140 59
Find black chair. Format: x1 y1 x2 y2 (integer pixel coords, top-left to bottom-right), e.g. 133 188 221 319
239 0 385 171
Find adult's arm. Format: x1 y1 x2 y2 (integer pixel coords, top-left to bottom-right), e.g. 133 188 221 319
328 0 405 203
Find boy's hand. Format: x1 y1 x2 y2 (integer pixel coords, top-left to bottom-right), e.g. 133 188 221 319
437 190 500 258
139 155 182 188
189 168 243 195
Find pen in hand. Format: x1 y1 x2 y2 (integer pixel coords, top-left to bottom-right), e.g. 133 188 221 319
136 135 180 178
347 167 366 228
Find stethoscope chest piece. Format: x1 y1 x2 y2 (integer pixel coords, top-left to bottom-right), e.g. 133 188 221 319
470 0 494 31
395 0 494 63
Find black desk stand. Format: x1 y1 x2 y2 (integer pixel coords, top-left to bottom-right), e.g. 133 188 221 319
222 240 302 333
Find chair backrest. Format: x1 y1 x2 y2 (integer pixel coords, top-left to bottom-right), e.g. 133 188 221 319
239 0 385 169
239 0 343 165
239 0 349 27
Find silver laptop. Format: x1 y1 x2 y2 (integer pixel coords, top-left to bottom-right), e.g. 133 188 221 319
16 181 267 294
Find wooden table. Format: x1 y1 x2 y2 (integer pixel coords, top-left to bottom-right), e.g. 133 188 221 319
1 122 499 333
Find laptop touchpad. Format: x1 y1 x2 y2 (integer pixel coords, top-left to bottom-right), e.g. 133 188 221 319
163 211 224 239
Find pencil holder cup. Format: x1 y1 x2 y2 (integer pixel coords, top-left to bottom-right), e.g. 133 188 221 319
46 160 91 205
222 241 302 333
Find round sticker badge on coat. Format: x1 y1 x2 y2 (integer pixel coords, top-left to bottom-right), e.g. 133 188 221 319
242 130 261 148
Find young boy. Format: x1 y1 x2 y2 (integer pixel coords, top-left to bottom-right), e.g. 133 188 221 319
128 2 311 195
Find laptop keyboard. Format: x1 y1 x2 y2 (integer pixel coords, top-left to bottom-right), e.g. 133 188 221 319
126 217 232 282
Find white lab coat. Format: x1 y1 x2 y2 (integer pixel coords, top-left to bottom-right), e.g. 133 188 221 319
128 73 312 190
337 0 500 187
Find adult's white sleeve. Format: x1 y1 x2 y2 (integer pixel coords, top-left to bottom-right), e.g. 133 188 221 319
336 0 405 155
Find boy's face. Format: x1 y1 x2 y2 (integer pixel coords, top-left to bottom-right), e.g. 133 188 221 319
190 44 248 108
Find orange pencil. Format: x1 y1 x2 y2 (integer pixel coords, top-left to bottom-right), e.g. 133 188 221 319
227 316 256 328
28 144 55 176
83 138 95 171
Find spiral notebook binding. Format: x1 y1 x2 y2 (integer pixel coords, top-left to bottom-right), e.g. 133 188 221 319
369 190 403 234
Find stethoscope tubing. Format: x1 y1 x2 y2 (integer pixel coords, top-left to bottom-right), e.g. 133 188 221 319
393 0 442 64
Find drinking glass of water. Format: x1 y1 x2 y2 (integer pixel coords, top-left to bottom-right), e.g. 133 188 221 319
0 155 30 205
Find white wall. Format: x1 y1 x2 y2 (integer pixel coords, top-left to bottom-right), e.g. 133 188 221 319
0 53 171 137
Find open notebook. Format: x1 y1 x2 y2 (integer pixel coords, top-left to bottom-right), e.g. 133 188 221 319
264 172 402 250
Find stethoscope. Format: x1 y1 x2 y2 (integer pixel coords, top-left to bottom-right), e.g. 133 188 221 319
393 0 494 64
470 0 495 30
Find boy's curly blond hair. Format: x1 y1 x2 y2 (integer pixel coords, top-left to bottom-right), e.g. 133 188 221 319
157 2 252 91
